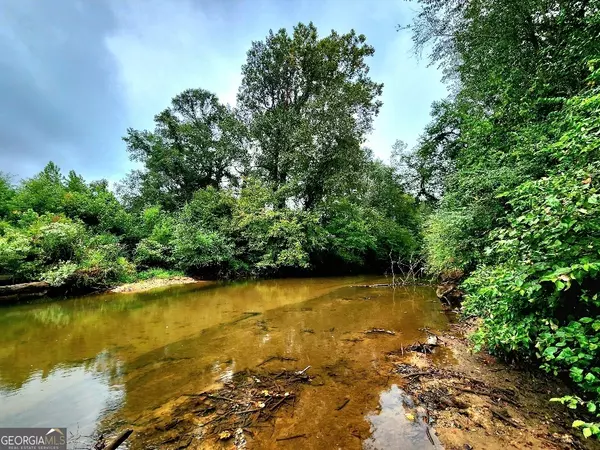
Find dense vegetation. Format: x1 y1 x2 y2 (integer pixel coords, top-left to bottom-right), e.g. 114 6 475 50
406 0 600 437
3 2 600 438
0 23 419 291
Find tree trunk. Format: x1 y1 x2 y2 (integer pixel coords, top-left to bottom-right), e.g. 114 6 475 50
0 281 50 299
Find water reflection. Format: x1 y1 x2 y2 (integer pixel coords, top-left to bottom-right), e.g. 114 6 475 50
0 363 123 447
364 385 443 449
0 277 450 449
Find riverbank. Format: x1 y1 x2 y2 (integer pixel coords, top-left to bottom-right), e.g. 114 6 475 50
0 275 208 302
92 285 598 450
125 319 599 449
109 276 206 294
391 319 599 450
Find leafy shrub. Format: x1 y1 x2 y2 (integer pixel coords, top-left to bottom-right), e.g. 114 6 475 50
41 262 79 287
172 225 235 274
232 179 327 275
0 213 134 289
461 88 600 437
136 268 185 280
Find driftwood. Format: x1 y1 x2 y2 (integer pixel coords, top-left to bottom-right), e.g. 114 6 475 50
364 328 396 336
408 335 439 354
0 281 50 299
276 434 307 442
336 398 350 411
104 429 133 450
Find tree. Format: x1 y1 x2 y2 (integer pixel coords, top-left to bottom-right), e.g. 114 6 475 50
238 22 383 209
392 100 464 203
407 0 599 116
0 172 15 218
12 162 65 214
407 0 600 435
122 88 249 210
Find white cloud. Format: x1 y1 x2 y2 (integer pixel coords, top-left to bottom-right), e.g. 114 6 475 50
105 0 447 169
105 0 244 131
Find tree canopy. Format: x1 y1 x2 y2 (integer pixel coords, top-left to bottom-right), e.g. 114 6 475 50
0 22 418 290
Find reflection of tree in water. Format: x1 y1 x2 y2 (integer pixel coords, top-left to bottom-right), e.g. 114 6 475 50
0 279 449 449
364 384 443 450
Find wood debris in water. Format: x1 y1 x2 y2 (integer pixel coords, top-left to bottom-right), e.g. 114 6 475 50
407 336 439 354
256 355 298 367
137 368 311 449
364 328 396 336
392 362 527 435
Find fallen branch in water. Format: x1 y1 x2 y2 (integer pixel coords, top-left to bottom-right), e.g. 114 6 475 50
296 365 311 375
364 328 396 336
104 429 133 450
351 283 392 288
336 398 350 411
276 434 307 442
407 336 439 354
257 355 298 367
230 311 262 324
142 367 312 448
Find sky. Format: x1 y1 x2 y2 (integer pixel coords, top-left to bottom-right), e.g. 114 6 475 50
0 0 447 184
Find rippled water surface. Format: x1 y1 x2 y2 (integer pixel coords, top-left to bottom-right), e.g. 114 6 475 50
0 276 451 449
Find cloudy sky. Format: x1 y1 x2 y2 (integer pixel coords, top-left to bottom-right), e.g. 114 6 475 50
0 0 447 183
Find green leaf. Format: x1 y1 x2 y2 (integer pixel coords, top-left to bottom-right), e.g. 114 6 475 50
583 427 592 438
587 403 597 413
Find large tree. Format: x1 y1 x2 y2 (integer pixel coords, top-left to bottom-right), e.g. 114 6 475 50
237 22 383 209
122 89 248 210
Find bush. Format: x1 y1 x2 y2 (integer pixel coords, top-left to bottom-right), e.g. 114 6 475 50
136 268 184 280
232 179 327 275
461 88 600 436
0 213 134 289
0 214 85 282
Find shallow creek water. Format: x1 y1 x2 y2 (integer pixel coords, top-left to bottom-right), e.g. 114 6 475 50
0 276 452 449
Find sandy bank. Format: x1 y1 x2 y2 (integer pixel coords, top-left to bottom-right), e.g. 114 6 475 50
109 276 207 294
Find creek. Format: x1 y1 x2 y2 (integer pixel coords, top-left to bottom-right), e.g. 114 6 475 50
0 276 452 449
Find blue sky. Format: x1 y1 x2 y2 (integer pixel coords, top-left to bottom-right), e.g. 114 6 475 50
0 0 447 183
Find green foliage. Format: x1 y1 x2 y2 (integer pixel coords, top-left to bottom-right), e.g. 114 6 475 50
0 213 132 289
0 172 15 218
407 0 600 437
134 206 175 268
12 162 66 215
136 268 185 281
2 23 420 297
121 89 249 211
238 22 382 209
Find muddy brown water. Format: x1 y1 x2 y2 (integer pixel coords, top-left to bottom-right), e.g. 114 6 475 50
0 276 452 449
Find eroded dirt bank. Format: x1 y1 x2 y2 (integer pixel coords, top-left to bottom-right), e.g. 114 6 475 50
390 320 600 450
